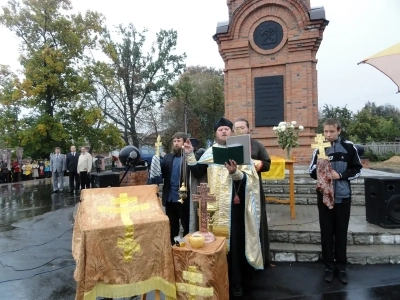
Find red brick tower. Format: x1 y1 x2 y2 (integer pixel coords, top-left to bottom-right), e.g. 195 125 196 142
214 0 328 163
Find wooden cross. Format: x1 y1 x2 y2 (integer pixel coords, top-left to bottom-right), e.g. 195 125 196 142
176 266 214 300
192 183 216 233
154 135 162 157
97 193 150 262
311 134 331 160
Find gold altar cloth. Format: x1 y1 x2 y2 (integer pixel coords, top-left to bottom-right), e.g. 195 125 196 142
262 156 285 180
172 236 229 300
72 185 176 300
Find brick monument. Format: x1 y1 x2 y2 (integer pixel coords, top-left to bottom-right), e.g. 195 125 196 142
213 0 328 163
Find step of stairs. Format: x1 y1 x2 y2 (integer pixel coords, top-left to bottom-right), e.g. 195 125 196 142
262 172 366 205
265 194 366 206
267 204 400 265
270 243 400 265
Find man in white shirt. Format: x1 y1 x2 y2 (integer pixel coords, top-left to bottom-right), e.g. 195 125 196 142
77 146 92 189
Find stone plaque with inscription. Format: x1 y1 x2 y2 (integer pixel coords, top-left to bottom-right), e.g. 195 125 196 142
254 75 284 127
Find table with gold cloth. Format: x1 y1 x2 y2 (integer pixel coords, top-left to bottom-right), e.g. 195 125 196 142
262 156 297 219
72 185 176 300
172 236 229 300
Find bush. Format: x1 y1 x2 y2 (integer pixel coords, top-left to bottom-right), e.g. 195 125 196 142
363 150 396 162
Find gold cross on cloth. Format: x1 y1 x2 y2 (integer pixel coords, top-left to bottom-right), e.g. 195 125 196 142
97 193 150 262
311 134 331 160
176 266 214 300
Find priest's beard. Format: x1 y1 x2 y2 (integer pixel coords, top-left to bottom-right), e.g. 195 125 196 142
172 147 183 156
215 137 227 146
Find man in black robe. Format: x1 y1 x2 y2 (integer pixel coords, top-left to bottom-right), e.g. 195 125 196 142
234 117 272 266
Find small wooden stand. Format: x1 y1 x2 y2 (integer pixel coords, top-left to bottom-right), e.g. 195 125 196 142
266 159 296 219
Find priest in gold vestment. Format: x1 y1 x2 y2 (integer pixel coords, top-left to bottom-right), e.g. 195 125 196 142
185 117 263 298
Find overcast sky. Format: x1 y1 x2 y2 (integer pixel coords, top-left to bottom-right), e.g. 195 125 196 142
0 0 399 113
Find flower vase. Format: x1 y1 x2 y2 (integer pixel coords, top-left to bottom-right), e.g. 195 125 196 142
286 147 292 160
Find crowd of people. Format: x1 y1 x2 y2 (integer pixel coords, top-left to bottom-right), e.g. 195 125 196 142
0 146 98 194
0 158 52 183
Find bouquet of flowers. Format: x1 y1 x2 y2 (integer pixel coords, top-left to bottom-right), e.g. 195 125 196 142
273 121 304 158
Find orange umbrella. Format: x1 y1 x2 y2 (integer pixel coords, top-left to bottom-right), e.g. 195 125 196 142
358 42 400 93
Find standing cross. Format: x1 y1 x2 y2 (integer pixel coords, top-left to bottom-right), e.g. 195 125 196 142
311 134 331 160
192 183 216 233
154 135 162 157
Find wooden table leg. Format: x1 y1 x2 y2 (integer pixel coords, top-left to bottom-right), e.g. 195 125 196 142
141 290 160 300
288 163 296 219
155 290 160 300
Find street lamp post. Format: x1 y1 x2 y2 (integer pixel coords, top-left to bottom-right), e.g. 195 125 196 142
184 104 188 135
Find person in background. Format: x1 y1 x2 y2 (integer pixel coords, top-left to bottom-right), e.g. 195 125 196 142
12 160 21 182
50 147 66 193
157 132 190 245
31 160 39 179
77 146 92 190
44 159 51 178
66 145 80 193
95 158 102 173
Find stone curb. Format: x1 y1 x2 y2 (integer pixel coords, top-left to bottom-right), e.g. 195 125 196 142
270 243 400 264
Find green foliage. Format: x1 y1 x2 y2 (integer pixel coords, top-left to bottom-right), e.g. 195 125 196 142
165 66 225 148
363 150 397 162
318 104 353 140
347 105 400 143
91 24 186 147
0 0 122 157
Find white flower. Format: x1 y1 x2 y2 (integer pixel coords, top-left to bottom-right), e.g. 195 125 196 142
291 121 297 125
299 125 304 131
279 125 286 131
272 126 277 131
290 124 294 128
278 122 286 126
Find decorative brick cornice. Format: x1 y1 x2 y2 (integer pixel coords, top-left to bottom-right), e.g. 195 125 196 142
216 0 326 53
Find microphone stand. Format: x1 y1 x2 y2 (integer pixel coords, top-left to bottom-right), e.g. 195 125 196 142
118 163 137 187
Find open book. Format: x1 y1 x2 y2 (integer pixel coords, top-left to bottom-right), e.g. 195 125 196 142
212 134 251 165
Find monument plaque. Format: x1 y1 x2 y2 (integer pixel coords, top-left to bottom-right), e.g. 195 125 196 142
254 75 284 127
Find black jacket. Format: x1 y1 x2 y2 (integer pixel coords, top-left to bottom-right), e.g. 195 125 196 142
66 152 80 172
161 153 191 207
309 137 362 200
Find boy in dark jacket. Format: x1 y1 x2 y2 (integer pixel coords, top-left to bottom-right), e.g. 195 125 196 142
309 119 362 284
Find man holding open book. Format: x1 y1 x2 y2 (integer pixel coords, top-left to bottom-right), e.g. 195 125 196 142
184 117 264 298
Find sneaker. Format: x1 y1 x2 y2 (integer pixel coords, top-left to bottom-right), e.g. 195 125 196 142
324 269 334 282
338 270 348 284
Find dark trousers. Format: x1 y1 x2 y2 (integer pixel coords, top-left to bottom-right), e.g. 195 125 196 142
79 171 90 189
68 170 80 190
165 202 187 245
317 197 351 271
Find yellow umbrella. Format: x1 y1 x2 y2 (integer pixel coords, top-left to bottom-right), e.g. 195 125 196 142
358 42 400 93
